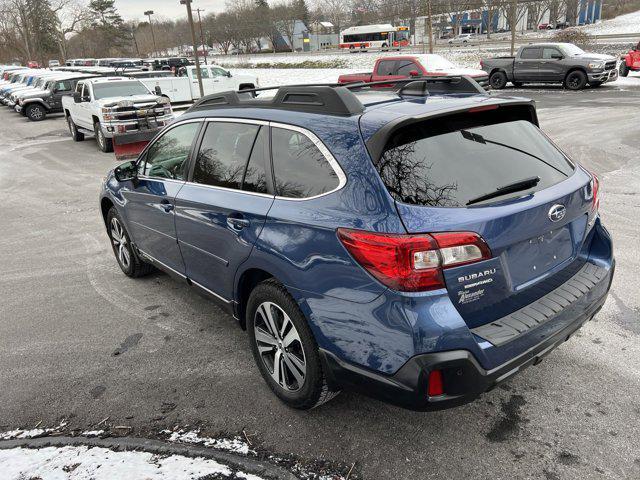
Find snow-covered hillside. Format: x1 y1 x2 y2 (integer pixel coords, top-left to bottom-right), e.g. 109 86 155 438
582 9 640 34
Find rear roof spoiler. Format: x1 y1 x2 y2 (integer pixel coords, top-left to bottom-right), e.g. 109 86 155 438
364 99 538 164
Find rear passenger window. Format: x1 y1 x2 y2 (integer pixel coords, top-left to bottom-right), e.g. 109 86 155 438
376 60 395 76
192 122 259 190
521 48 541 59
271 128 339 199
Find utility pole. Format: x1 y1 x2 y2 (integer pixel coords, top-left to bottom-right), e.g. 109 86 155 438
195 8 207 65
131 26 140 56
144 10 157 57
510 0 517 56
181 0 204 98
426 0 433 54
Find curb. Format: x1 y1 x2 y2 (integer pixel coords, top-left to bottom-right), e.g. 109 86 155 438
0 435 298 480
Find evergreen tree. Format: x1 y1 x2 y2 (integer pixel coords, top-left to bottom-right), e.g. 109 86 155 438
89 0 129 52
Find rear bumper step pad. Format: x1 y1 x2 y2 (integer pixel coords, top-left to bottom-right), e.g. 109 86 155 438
471 262 607 346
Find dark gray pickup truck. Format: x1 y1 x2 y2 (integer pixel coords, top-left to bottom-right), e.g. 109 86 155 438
481 42 618 90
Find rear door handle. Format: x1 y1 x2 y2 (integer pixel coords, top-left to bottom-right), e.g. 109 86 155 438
160 199 174 213
227 215 249 230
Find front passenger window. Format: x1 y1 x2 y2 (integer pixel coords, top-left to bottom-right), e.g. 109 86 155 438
143 122 200 180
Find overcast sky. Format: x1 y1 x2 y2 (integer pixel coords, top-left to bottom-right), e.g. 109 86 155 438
114 0 228 22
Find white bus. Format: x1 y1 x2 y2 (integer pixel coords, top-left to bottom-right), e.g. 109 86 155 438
339 24 410 51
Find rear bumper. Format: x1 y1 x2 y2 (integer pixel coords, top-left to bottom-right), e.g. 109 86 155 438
320 260 614 411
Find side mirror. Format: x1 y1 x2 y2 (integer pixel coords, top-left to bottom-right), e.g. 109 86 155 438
114 161 137 182
409 70 420 77
225 71 232 77
154 85 162 95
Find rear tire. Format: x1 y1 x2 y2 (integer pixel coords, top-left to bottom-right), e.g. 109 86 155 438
67 115 84 141
25 103 46 121
94 121 113 153
619 62 629 77
106 207 153 278
565 70 587 90
489 71 507 89
247 279 339 410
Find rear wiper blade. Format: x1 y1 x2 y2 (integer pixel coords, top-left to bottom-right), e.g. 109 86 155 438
466 176 540 206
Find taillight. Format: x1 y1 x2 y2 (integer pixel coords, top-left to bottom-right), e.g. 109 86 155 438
337 228 491 292
427 370 444 397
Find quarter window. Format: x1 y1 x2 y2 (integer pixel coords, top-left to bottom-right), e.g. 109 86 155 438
142 122 200 180
192 122 260 190
271 127 339 199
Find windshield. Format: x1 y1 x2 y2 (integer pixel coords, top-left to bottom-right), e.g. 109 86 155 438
92 81 150 99
375 113 575 207
561 44 585 56
416 55 456 70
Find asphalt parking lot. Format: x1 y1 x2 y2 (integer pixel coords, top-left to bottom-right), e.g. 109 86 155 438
1 82 639 480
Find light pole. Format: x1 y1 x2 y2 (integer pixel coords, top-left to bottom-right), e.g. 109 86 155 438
144 10 157 57
195 8 207 65
180 0 204 98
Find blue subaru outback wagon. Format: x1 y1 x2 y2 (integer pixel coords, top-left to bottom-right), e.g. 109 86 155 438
99 77 614 410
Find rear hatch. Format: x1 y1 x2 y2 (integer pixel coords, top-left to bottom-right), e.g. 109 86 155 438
369 104 596 328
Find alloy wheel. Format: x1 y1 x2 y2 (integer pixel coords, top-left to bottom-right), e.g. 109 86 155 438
29 106 43 120
110 217 131 269
254 301 306 392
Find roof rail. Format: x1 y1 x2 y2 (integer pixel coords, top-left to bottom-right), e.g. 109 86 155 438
187 75 486 116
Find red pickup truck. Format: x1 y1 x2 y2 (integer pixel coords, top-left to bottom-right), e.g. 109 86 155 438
619 42 640 77
337 54 489 89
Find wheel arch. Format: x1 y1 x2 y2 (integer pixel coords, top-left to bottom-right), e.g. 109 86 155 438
23 99 49 110
100 196 115 228
92 114 100 125
234 267 275 330
565 66 588 79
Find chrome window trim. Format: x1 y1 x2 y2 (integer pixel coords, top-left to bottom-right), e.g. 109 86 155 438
136 117 347 202
269 121 347 202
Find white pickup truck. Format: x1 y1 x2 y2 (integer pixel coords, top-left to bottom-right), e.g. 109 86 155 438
134 64 259 103
62 77 174 154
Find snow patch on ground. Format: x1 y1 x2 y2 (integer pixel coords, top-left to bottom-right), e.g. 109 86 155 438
161 429 254 455
582 10 640 35
0 422 67 440
0 445 263 480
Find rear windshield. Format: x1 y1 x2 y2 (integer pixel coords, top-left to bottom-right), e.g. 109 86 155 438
376 112 574 207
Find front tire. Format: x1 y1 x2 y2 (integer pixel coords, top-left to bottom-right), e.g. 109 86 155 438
95 121 113 153
67 115 84 141
490 71 508 89
565 70 587 90
25 103 46 121
247 279 339 410
619 62 629 77
106 207 153 278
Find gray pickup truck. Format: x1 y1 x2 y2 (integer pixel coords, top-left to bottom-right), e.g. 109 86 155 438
481 42 618 90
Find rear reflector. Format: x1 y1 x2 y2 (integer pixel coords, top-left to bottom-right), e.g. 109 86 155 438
589 171 600 213
337 229 491 292
427 370 444 397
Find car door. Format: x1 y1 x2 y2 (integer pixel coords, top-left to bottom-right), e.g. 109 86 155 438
210 67 230 90
75 82 93 128
122 120 202 274
51 79 72 111
372 59 399 81
539 47 565 81
515 47 542 81
174 119 274 301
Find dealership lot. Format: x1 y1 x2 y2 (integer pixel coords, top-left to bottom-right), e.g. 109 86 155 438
1 83 639 479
